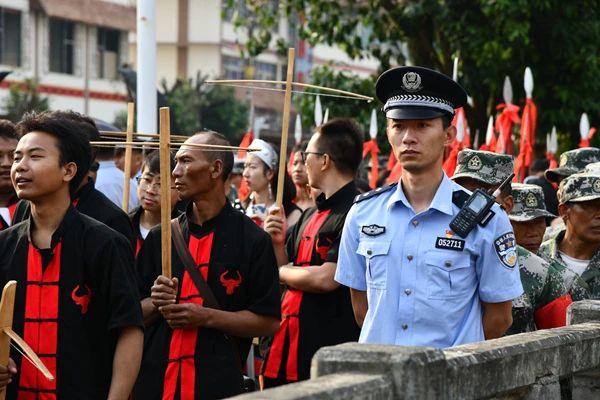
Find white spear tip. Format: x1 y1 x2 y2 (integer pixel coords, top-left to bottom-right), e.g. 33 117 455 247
580 113 590 139
503 76 513 104
524 67 534 98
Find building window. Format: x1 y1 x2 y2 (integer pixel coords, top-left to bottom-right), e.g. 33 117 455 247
49 18 75 74
255 61 276 81
0 7 21 67
222 55 244 79
97 28 120 80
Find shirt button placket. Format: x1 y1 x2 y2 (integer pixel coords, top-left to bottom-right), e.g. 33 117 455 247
398 217 421 343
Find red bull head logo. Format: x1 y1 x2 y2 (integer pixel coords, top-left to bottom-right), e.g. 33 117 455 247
220 270 242 295
71 284 92 314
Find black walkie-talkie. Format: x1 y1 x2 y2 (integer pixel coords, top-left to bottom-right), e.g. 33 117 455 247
450 173 515 238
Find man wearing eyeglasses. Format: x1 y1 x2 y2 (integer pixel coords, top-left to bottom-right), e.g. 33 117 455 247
539 173 600 299
335 66 523 348
261 118 363 387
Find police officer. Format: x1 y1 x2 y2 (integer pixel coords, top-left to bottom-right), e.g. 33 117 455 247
539 172 600 299
335 66 523 347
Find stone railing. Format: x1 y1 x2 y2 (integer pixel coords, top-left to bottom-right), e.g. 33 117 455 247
233 301 600 400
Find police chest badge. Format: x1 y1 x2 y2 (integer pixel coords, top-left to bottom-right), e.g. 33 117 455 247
494 232 518 269
361 224 386 236
402 72 422 92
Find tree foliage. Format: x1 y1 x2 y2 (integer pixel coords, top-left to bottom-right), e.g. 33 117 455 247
2 80 49 122
295 65 388 151
227 0 600 151
160 73 249 142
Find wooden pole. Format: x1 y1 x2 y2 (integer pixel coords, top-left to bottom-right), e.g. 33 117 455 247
0 281 15 400
121 102 135 212
275 48 295 208
159 107 172 279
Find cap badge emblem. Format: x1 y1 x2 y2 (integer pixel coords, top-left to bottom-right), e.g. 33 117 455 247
559 153 568 167
525 192 538 208
402 72 422 93
467 155 482 170
593 179 600 193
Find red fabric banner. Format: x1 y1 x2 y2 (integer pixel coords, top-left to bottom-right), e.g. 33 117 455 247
495 103 520 155
514 98 537 182
362 139 380 189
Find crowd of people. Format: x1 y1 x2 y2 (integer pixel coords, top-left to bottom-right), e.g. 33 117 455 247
0 65 599 399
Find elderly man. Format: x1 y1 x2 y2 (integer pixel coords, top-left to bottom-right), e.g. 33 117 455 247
539 173 600 299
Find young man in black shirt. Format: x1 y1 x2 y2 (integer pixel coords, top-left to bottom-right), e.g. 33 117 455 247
11 112 136 250
261 118 363 386
135 132 280 399
0 111 143 399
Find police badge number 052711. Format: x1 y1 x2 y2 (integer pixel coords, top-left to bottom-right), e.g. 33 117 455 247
494 232 518 269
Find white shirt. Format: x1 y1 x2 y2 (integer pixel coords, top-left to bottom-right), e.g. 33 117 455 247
95 160 138 210
559 251 590 276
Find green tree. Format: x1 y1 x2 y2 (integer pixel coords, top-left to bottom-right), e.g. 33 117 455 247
2 80 49 122
295 65 388 151
227 0 600 151
161 72 249 141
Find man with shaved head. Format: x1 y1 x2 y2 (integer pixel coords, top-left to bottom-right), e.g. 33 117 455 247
135 132 281 399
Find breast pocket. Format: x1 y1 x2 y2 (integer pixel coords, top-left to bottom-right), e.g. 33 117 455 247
425 249 473 299
357 240 390 290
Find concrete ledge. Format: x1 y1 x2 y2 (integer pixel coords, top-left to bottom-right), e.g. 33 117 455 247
231 373 393 400
312 343 446 398
568 300 600 325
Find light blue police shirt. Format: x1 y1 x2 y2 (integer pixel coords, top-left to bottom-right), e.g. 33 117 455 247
335 174 523 348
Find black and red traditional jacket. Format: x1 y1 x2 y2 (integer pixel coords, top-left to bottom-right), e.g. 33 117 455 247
134 201 281 400
0 206 144 399
263 182 361 383
0 195 18 230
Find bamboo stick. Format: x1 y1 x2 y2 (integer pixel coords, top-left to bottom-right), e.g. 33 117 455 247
121 102 135 212
275 49 295 208
159 108 172 279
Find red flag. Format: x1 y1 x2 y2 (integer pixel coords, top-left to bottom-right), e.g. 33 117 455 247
237 131 254 160
362 139 380 189
514 98 537 182
579 127 597 148
495 104 520 154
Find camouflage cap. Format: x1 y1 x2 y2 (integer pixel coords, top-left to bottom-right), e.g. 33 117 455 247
545 147 600 182
509 183 556 222
557 172 600 203
452 149 514 185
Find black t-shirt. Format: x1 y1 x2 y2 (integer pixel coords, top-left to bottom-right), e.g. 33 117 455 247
264 182 361 382
135 201 281 399
0 206 143 399
12 180 136 250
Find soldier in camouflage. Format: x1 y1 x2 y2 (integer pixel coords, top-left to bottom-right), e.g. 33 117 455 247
453 150 571 334
539 172 600 299
508 184 574 332
543 148 600 241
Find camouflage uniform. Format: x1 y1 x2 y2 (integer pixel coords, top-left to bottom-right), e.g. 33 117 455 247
509 183 555 222
453 151 570 334
544 147 600 182
538 172 600 299
509 246 569 334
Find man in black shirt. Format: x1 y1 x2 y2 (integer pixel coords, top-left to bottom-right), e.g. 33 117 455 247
0 110 143 399
135 132 280 399
11 112 136 250
262 118 363 386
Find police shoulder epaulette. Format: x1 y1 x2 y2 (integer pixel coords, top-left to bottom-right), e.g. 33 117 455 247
354 183 398 204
